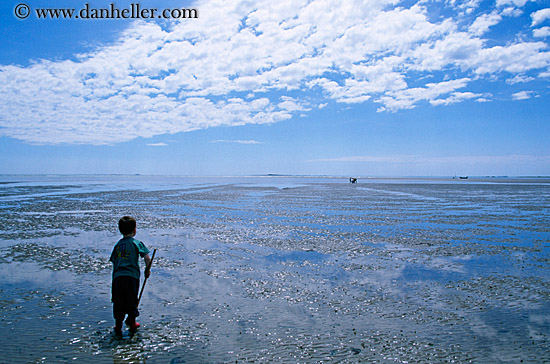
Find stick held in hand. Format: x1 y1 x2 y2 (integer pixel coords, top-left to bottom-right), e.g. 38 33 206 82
137 248 156 306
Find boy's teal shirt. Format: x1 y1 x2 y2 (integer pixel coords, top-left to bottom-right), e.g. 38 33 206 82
110 237 150 280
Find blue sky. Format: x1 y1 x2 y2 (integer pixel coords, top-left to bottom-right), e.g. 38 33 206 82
1 0 549 176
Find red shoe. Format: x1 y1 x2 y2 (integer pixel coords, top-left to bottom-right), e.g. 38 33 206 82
125 320 140 332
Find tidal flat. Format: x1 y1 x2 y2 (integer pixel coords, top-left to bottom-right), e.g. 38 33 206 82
0 175 549 363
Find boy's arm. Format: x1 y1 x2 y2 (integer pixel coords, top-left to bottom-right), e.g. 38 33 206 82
143 253 152 278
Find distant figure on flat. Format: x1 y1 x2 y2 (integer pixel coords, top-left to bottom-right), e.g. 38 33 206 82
349 178 357 184
110 216 151 338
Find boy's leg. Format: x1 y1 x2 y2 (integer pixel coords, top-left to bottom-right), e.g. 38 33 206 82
125 277 141 331
112 278 126 335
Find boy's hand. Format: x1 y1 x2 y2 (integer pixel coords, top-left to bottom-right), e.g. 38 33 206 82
143 253 152 278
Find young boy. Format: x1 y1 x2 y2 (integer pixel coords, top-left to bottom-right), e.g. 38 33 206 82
110 216 151 337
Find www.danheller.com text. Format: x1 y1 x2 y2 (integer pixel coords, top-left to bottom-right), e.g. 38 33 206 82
30 3 199 19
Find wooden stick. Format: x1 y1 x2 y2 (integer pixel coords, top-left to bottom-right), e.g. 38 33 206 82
137 248 156 306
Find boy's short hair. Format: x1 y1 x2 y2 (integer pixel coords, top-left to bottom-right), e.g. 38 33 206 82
119 216 136 235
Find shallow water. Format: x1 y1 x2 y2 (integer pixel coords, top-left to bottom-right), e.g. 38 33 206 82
0 175 549 363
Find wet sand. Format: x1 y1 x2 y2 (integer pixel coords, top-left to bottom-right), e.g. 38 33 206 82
0 176 549 363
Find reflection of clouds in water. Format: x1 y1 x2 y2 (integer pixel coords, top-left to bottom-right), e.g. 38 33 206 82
3 262 74 285
529 314 550 341
357 261 406 289
1 178 549 362
529 314 550 325
427 256 470 273
354 243 413 290
20 210 109 216
357 186 443 202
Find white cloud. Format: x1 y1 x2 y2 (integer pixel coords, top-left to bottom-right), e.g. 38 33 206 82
447 0 482 14
469 42 550 74
0 0 549 145
147 142 168 146
430 91 483 106
410 32 485 72
500 7 523 17
210 140 264 144
506 74 535 84
531 8 550 26
496 0 534 7
469 11 502 36
512 90 535 100
377 78 472 111
278 96 310 112
533 26 550 38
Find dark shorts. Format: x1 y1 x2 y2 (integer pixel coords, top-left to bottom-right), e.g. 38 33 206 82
112 275 140 320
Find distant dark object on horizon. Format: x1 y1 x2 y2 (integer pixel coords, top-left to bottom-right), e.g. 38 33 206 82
349 178 358 184
453 176 468 180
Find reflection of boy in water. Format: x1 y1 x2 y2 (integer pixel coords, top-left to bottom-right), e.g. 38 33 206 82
110 216 151 337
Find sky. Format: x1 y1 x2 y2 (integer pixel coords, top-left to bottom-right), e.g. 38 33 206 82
0 0 549 177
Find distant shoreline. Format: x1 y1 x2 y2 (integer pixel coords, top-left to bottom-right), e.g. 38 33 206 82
1 174 549 184
257 175 550 184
